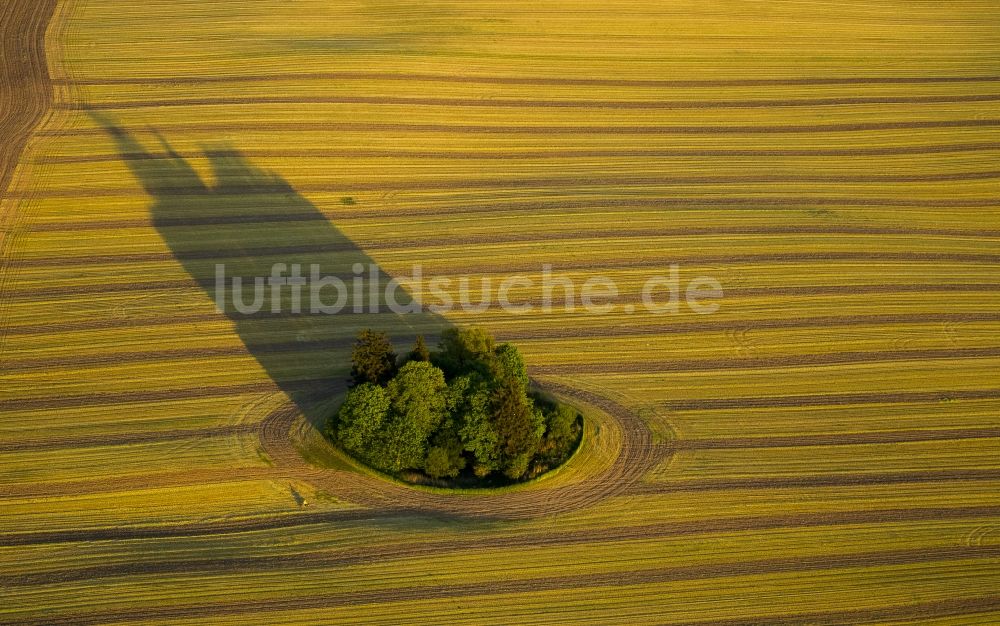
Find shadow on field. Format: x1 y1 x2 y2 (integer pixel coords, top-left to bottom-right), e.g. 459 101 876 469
90 112 453 426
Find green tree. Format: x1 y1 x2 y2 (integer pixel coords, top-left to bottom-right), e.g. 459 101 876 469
350 329 397 386
333 383 390 463
491 377 545 478
492 343 529 391
436 326 495 375
539 403 580 463
375 412 427 472
504 452 533 480
450 374 501 476
424 446 459 478
425 388 468 480
403 335 431 364
332 326 577 482
377 361 449 471
424 421 466 478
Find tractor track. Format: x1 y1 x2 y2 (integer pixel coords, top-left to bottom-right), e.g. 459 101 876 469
19 198 1000 232
67 92 1000 110
9 169 1000 200
252 382 660 519
0 0 56 199
26 118 1000 139
6 227 1000 269
52 72 1000 87
3 507 1000 587
631 469 1000 494
8 342 1000 376
4 546 1000 625
32 142 1000 164
5 311 998 343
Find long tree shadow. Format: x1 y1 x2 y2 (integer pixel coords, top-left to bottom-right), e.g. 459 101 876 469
91 112 453 426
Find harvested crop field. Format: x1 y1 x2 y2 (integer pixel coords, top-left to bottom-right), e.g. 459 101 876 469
2 0 999 623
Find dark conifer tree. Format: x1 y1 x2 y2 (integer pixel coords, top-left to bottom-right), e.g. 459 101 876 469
349 329 397 387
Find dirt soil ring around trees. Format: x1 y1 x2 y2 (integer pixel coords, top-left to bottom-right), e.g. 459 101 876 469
257 381 666 520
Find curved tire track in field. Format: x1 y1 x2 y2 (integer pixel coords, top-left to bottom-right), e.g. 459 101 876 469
0 0 57 348
0 0 56 198
256 381 661 520
0 381 663 543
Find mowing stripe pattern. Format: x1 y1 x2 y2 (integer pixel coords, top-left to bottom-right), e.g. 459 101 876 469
1 0 999 623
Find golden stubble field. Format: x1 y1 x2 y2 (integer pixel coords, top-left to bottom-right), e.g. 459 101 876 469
1 0 999 623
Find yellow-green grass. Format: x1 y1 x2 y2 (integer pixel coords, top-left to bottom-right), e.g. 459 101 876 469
1 0 999 622
5 522 999 618
0 480 354 534
0 434 268 484
656 439 1000 479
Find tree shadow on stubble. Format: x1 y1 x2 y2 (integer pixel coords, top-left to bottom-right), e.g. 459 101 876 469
89 111 453 426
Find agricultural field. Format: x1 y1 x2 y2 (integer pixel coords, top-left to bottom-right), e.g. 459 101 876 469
2 0 999 623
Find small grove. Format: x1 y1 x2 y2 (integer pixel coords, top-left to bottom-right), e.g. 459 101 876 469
326 327 581 484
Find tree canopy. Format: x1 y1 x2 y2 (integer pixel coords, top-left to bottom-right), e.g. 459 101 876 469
328 327 582 484
349 329 397 387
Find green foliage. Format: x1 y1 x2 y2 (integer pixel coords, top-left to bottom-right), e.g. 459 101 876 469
424 423 466 479
490 378 545 478
539 403 581 464
333 383 390 465
428 413 467 479
548 404 579 448
377 411 430 472
350 329 397 387
436 326 496 376
403 335 431 364
380 361 449 471
387 361 448 435
503 452 533 480
331 327 578 483
424 446 457 478
451 374 501 475
492 342 529 391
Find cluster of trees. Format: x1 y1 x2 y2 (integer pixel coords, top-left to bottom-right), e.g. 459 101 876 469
327 327 581 482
